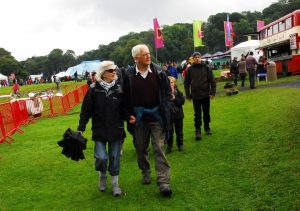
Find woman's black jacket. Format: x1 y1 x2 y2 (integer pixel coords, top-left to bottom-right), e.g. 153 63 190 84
77 82 126 142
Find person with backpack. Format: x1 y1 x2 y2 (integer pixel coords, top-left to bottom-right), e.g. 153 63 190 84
184 52 216 141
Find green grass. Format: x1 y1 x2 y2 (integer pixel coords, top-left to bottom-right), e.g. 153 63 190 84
0 79 299 210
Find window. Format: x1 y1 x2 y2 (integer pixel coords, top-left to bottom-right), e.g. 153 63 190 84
279 20 285 32
286 17 292 29
262 29 266 39
267 27 273 36
273 24 279 34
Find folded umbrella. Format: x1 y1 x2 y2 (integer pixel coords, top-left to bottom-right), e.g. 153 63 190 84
58 128 87 161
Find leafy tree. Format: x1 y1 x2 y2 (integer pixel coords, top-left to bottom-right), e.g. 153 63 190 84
48 49 64 74
0 56 26 77
0 48 13 58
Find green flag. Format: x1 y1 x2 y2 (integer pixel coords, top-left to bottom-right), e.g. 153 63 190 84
193 20 204 47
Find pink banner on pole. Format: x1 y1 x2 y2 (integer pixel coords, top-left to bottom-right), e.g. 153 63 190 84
257 20 265 31
153 18 164 49
224 15 234 48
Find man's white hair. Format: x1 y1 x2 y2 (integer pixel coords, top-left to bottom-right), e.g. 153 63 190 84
131 44 149 58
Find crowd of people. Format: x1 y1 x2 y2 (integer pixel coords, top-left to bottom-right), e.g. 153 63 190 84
229 52 267 89
77 44 216 198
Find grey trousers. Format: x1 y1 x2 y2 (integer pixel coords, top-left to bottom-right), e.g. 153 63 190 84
134 121 170 186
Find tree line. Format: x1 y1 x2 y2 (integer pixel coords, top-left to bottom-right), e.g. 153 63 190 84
0 0 299 79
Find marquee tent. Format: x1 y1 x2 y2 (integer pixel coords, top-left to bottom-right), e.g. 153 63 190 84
65 60 101 76
0 73 8 83
29 74 43 80
231 40 263 61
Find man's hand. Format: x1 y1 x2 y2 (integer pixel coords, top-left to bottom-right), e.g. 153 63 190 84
129 115 136 124
210 95 215 100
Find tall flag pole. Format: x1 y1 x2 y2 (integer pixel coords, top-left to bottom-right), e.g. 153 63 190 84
193 20 204 49
224 14 234 49
153 18 164 62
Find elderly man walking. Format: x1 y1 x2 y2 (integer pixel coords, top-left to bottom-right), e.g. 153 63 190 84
124 44 172 196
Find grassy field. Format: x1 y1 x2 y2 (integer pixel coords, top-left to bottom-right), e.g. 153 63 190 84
0 77 299 210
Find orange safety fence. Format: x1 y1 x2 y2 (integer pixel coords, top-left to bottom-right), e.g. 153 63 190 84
0 83 88 144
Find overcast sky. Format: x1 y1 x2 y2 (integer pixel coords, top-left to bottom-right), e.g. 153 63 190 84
0 0 275 61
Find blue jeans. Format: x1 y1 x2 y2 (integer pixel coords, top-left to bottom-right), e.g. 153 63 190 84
94 140 121 176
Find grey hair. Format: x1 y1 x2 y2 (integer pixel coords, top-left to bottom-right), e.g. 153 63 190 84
131 44 149 59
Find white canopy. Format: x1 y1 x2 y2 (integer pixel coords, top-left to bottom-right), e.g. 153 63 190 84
231 40 263 61
55 71 69 78
0 73 8 81
65 60 101 76
30 74 43 80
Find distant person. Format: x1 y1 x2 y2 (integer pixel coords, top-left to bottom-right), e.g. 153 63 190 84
230 57 239 85
162 64 171 76
238 56 247 87
26 93 43 118
176 63 183 84
87 72 96 87
53 75 61 91
246 51 258 89
124 44 172 196
12 79 20 95
184 52 216 140
257 56 267 80
74 71 78 82
167 63 178 79
77 61 128 197
166 76 185 153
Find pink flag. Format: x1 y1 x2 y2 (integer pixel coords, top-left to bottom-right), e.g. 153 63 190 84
257 20 265 31
153 18 164 49
224 14 234 48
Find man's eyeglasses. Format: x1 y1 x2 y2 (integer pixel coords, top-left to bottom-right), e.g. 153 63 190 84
106 69 116 73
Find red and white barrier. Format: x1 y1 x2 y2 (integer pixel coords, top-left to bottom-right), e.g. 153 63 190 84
0 84 88 144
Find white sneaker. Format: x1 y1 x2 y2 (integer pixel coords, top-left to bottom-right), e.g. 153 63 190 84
98 176 106 192
112 183 122 197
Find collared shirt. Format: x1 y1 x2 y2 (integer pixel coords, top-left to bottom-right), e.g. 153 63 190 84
135 65 152 79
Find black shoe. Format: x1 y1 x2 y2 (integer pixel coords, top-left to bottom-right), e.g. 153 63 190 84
195 129 201 141
142 175 151 185
166 145 172 153
160 186 172 197
178 145 184 151
205 129 212 135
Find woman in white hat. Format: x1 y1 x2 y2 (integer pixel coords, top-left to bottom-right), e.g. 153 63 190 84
77 61 130 197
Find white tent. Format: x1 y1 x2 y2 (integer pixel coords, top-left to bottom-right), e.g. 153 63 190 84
0 73 8 81
65 60 101 76
55 71 69 78
29 74 43 80
231 40 263 61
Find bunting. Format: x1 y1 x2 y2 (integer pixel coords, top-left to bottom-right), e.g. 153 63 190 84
153 18 164 49
193 20 204 47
